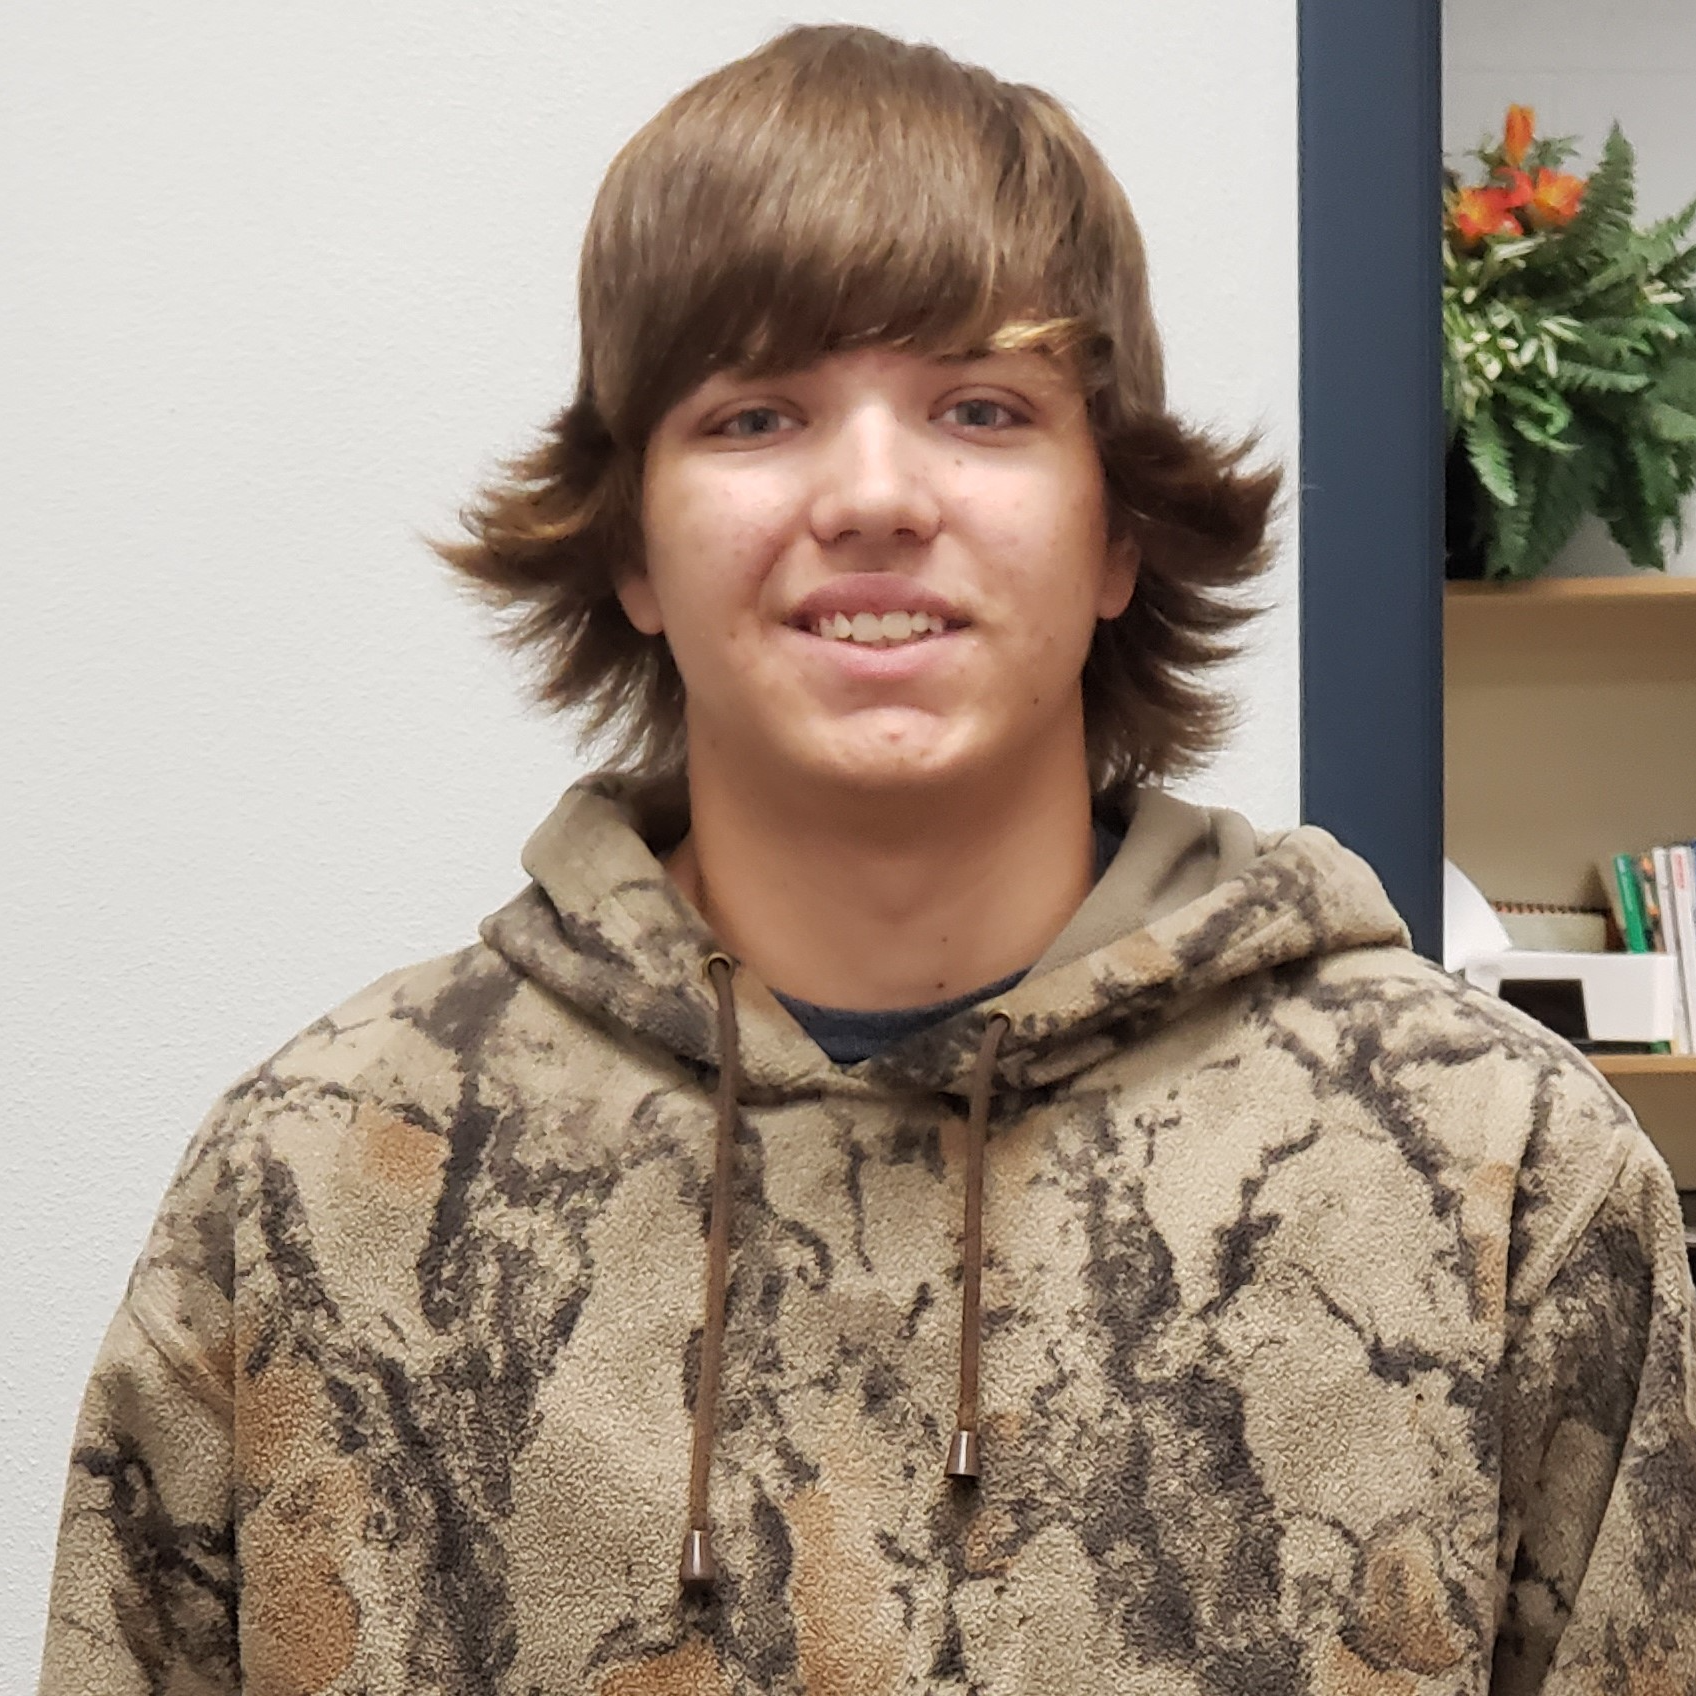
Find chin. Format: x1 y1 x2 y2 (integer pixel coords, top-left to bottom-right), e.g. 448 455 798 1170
790 726 991 795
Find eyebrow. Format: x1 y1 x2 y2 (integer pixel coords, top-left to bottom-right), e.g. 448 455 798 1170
932 347 1052 367
694 345 1065 402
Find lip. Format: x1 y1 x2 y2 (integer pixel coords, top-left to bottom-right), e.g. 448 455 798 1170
786 574 969 630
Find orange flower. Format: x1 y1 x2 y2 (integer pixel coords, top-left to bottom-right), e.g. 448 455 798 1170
1503 104 1535 167
1525 168 1586 229
1492 168 1534 210
1450 186 1523 244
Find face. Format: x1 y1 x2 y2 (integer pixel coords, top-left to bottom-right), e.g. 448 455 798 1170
621 344 1137 801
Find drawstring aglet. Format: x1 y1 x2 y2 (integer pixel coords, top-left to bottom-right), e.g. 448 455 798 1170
680 1527 717 1590
945 1427 980 1481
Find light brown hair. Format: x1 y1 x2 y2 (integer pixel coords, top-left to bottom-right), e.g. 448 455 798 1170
436 23 1282 794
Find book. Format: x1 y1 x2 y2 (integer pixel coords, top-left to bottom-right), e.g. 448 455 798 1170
1611 853 1651 953
1652 846 1691 1054
1635 851 1666 951
1621 851 1674 1053
1670 845 1696 1060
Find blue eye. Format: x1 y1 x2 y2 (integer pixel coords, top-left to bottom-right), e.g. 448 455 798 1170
719 407 790 438
948 399 1020 428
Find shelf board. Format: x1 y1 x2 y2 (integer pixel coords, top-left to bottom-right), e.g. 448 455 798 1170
1445 573 1696 672
1447 576 1696 604
1590 1054 1696 1078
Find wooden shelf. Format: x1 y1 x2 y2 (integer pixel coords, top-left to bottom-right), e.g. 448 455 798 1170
1447 576 1696 604
1591 1054 1696 1078
1445 575 1696 667
1446 574 1696 1182
1445 574 1696 908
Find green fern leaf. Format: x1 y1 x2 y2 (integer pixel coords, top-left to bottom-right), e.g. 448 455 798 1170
1556 361 1652 395
1636 194 1696 281
1596 437 1675 569
1632 435 1679 515
1605 507 1668 571
1519 443 1602 576
1497 379 1574 434
1488 449 1540 578
1465 407 1518 506
1648 402 1696 443
1648 357 1696 409
1559 125 1637 262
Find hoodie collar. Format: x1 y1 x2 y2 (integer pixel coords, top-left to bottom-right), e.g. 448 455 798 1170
478 774 1410 1099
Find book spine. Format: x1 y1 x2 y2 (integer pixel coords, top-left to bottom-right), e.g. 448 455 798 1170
1670 846 1696 1062
1637 852 1665 949
1615 852 1651 952
1653 846 1691 1055
1633 852 1674 1054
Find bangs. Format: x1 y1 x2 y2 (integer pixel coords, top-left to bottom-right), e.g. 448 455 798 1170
580 32 1128 446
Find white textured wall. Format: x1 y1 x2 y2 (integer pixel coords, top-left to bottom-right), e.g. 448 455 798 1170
0 1 1298 1674
1445 0 1696 576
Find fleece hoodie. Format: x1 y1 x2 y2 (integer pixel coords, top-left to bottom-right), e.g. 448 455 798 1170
38 776 1696 1696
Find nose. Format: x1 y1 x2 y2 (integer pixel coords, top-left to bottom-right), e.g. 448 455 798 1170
807 403 942 552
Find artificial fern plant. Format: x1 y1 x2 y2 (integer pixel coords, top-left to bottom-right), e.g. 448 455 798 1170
1443 106 1696 579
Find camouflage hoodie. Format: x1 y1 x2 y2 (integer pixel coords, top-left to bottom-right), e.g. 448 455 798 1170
39 777 1696 1695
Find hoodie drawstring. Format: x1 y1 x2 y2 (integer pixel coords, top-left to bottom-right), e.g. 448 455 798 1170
945 1011 1010 1483
679 966 1009 1593
681 952 742 1592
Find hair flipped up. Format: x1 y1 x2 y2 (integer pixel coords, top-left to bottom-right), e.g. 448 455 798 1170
436 24 1283 795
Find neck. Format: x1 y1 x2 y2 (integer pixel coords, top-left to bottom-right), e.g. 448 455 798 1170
667 742 1099 1012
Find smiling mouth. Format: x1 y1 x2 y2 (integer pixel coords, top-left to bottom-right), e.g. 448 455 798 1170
804 611 963 648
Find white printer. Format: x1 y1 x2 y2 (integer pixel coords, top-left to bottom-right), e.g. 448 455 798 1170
1446 860 1680 1046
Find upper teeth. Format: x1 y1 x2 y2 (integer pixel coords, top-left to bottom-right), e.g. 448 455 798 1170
814 611 948 644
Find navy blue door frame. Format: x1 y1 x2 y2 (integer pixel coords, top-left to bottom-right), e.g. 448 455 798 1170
1299 0 1445 959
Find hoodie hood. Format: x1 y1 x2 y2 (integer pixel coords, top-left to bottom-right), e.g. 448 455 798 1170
478 772 1411 1099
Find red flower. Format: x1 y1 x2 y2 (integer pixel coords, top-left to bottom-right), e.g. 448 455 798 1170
1451 186 1523 244
1492 168 1534 210
1503 105 1535 168
1525 168 1586 229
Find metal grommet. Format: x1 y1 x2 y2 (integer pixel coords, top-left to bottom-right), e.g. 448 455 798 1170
702 950 736 982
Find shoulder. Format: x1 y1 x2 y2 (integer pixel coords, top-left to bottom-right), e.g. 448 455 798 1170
262 936 531 1094
175 935 604 1181
135 938 520 1215
130 935 638 1323
1271 940 1658 1304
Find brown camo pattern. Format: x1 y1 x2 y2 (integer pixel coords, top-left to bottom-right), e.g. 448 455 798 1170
39 779 1696 1695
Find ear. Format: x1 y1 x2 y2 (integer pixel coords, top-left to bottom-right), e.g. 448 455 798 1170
1096 533 1140 621
614 568 665 637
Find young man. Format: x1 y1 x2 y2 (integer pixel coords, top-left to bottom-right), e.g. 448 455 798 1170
40 24 1696 1696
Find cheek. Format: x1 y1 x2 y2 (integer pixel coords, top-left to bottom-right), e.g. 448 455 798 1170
647 480 788 623
644 502 773 641
999 480 1115 635
1058 479 1122 628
